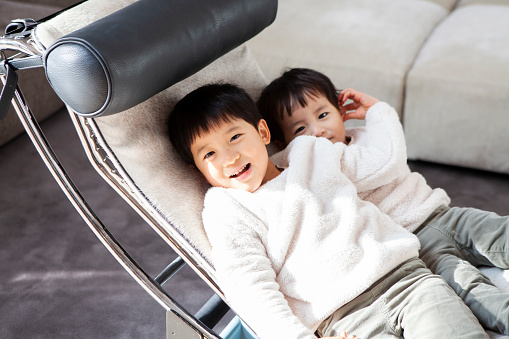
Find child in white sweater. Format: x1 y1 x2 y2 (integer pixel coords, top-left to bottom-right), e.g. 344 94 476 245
257 67 509 335
168 83 487 339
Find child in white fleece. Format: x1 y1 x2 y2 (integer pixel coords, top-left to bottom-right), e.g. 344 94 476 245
257 67 509 335
168 83 487 339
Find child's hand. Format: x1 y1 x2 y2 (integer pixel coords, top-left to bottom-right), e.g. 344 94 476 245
338 88 379 122
338 330 358 339
321 331 358 339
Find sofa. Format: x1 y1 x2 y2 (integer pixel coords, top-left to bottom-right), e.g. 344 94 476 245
3 0 508 169
0 0 76 147
246 0 509 174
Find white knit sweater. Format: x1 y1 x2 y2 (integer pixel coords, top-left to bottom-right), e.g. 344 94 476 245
347 125 450 233
203 103 421 338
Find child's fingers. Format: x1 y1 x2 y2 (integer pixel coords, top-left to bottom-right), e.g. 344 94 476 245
343 108 368 122
339 331 358 339
343 111 360 122
320 332 357 339
343 112 358 122
342 102 360 111
338 332 358 339
340 88 356 95
338 88 356 105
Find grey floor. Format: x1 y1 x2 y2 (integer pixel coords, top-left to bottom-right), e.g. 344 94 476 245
0 108 229 338
1 108 509 338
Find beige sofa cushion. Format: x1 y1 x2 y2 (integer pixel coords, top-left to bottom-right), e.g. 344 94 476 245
246 0 449 115
458 0 509 6
404 3 509 174
423 0 459 10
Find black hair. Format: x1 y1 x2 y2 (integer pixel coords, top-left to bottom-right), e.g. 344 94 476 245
257 68 340 145
168 83 262 166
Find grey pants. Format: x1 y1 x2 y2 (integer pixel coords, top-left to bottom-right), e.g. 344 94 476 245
417 206 509 334
316 258 487 338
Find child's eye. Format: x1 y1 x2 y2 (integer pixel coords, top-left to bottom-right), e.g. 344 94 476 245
204 151 215 160
295 126 305 134
318 112 328 119
230 134 241 142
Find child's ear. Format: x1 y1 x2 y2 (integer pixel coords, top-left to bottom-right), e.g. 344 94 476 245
257 119 271 145
338 105 347 118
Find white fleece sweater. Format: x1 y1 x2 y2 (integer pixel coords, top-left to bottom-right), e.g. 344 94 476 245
347 125 450 233
203 103 420 339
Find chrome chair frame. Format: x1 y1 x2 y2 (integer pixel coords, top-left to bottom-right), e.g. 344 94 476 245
1 26 228 339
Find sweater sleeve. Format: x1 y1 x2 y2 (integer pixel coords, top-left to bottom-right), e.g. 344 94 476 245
203 190 316 339
340 102 408 193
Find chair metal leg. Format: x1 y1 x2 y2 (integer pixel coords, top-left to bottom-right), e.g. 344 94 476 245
167 310 203 339
156 257 187 286
6 82 221 339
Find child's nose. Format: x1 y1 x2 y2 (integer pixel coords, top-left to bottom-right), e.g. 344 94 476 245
223 150 240 165
310 125 325 137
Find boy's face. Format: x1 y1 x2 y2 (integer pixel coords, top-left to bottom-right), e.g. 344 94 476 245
278 93 346 145
190 118 278 192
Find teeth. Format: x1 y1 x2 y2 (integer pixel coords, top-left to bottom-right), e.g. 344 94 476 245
230 164 248 178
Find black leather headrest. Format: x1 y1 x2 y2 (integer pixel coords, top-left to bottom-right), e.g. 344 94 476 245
44 0 277 117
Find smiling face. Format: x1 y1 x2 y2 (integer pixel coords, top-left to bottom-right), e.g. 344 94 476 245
190 118 280 192
278 93 347 145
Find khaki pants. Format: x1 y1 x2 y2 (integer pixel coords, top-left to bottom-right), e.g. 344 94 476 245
316 258 488 339
418 206 509 334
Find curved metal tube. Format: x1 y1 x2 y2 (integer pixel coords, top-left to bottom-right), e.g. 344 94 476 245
1 28 232 337
0 36 43 56
2 67 221 339
78 115 223 294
